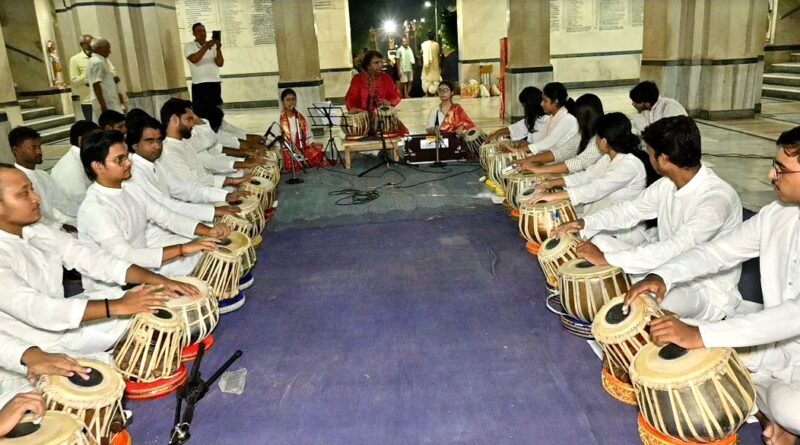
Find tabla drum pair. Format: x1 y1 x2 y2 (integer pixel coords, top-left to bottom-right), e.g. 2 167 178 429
191 232 249 314
341 111 370 140
461 129 486 155
631 343 756 444
518 200 577 256
165 276 219 362
536 233 579 291
373 105 401 136
3 412 89 445
215 216 258 276
506 173 555 212
486 152 522 197
479 142 502 174
113 308 187 400
38 359 129 445
592 296 663 405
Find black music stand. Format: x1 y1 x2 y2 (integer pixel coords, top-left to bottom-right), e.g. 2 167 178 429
308 103 344 166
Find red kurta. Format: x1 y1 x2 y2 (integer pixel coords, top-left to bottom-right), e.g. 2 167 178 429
345 72 402 112
440 103 476 133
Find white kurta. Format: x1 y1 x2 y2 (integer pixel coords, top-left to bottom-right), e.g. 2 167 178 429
654 201 800 434
0 224 130 405
188 122 238 174
528 107 579 155
15 164 80 227
86 54 121 120
631 96 687 135
160 137 227 189
563 139 603 173
582 165 743 320
77 182 201 291
50 145 92 203
507 116 550 144
218 119 248 148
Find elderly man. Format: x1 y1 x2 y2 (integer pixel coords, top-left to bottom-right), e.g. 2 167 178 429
69 34 122 122
396 37 415 98
87 38 123 121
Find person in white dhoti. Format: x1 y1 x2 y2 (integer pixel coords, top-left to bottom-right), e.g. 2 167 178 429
76 131 230 292
628 81 687 136
625 126 800 445
50 120 100 203
86 38 122 121
9 127 81 231
420 31 441 96
527 113 658 247
0 164 198 406
554 116 743 321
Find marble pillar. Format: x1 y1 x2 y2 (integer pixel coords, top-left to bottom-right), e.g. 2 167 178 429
504 0 552 122
273 0 324 117
456 0 507 86
0 111 12 164
0 20 23 128
314 0 353 102
641 0 766 119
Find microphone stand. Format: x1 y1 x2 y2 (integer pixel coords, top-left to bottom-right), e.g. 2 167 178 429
282 135 305 184
431 110 446 168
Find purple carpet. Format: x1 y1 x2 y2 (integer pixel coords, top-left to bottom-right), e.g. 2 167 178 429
127 208 763 444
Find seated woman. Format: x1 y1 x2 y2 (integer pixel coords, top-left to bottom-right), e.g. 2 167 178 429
503 82 578 157
528 112 658 246
487 86 549 144
279 88 326 167
517 93 605 176
345 50 407 135
425 81 476 136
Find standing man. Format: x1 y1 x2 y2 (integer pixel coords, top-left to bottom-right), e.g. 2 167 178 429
421 31 441 96
184 23 224 120
68 34 123 122
396 37 415 98
86 38 123 121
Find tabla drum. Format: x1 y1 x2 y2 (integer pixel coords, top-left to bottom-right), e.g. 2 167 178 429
113 308 187 399
537 234 579 290
631 344 756 444
191 234 246 314
240 177 276 213
2 412 89 445
461 129 486 155
215 217 257 275
518 199 577 254
487 152 522 197
592 296 663 405
479 142 502 174
38 359 126 444
373 105 401 136
558 259 630 323
233 197 265 249
506 173 553 211
342 111 370 140
164 276 220 362
250 162 280 185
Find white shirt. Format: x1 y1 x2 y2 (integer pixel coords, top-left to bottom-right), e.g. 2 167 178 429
184 41 220 84
565 153 647 216
159 137 227 189
188 122 237 173
50 146 92 203
582 166 743 315
15 163 80 227
218 119 247 148
550 133 582 164
655 201 800 381
508 115 550 144
86 54 121 117
632 96 687 135
130 154 215 223
77 182 199 291
563 138 603 173
528 107 579 155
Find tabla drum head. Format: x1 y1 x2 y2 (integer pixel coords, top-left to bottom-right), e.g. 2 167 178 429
630 343 732 388
164 276 210 307
40 359 124 406
592 296 650 343
3 412 86 444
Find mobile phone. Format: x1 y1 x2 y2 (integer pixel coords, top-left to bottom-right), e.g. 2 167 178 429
212 30 221 42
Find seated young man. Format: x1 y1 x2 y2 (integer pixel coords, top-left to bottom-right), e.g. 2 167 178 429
628 81 687 135
50 120 100 203
98 109 127 134
555 116 744 321
184 108 259 175
625 126 800 445
8 126 81 231
77 131 230 291
0 164 197 405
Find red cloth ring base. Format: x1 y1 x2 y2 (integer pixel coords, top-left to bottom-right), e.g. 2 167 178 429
525 241 541 256
601 366 637 406
181 335 215 363
636 413 737 445
510 209 520 222
265 207 277 224
124 365 188 400
111 429 132 445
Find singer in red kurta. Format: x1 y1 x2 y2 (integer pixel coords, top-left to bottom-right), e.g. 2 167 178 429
344 50 408 136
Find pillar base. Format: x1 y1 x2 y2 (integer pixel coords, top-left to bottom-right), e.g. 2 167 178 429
503 67 553 122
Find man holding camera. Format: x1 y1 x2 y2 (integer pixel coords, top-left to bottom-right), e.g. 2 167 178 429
185 22 224 121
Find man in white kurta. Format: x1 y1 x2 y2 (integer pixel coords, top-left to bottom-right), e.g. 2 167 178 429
50 121 99 203
420 32 441 95
629 81 687 135
557 116 743 321
625 130 800 444
87 39 122 121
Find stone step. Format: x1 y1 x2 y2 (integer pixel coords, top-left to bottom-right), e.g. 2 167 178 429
18 98 38 109
763 72 800 88
762 85 800 101
791 53 800 62
39 123 72 144
770 62 800 74
24 114 75 132
21 106 57 121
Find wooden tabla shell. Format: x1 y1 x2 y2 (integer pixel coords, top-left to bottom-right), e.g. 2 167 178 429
38 359 125 445
342 111 370 140
113 308 184 383
191 233 246 301
537 234 579 289
506 173 552 210
461 129 486 155
250 162 280 185
2 412 89 445
240 178 275 212
373 105 400 135
631 344 756 443
479 142 501 172
518 200 577 246
237 197 266 236
558 259 630 323
215 217 257 273
487 152 521 195
164 276 219 347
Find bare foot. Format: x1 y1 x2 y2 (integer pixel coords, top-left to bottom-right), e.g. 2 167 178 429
763 418 798 445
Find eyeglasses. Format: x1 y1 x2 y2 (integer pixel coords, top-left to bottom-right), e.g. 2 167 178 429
109 155 131 167
772 160 800 177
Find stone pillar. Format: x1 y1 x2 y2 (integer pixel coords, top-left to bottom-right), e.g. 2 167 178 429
314 0 353 103
0 111 13 164
55 0 189 118
456 0 507 86
641 0 767 119
273 0 324 116
0 21 23 128
504 0 552 122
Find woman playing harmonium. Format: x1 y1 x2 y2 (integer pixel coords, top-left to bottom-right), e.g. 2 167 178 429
425 80 476 136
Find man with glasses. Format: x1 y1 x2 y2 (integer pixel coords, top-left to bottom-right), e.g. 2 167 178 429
625 126 800 445
554 116 744 321
76 131 231 292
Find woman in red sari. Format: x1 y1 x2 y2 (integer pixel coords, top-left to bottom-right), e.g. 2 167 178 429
279 88 326 168
425 80 475 136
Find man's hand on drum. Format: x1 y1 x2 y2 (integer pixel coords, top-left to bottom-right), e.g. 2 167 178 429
117 284 169 315
576 240 608 266
207 223 231 240
552 219 584 238
21 347 91 384
214 205 240 218
526 188 552 204
183 238 220 256
224 173 254 188
624 273 668 309
159 278 201 299
226 190 249 204
0 392 45 436
649 315 704 349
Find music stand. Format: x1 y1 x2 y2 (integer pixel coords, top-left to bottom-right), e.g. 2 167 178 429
308 103 344 166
